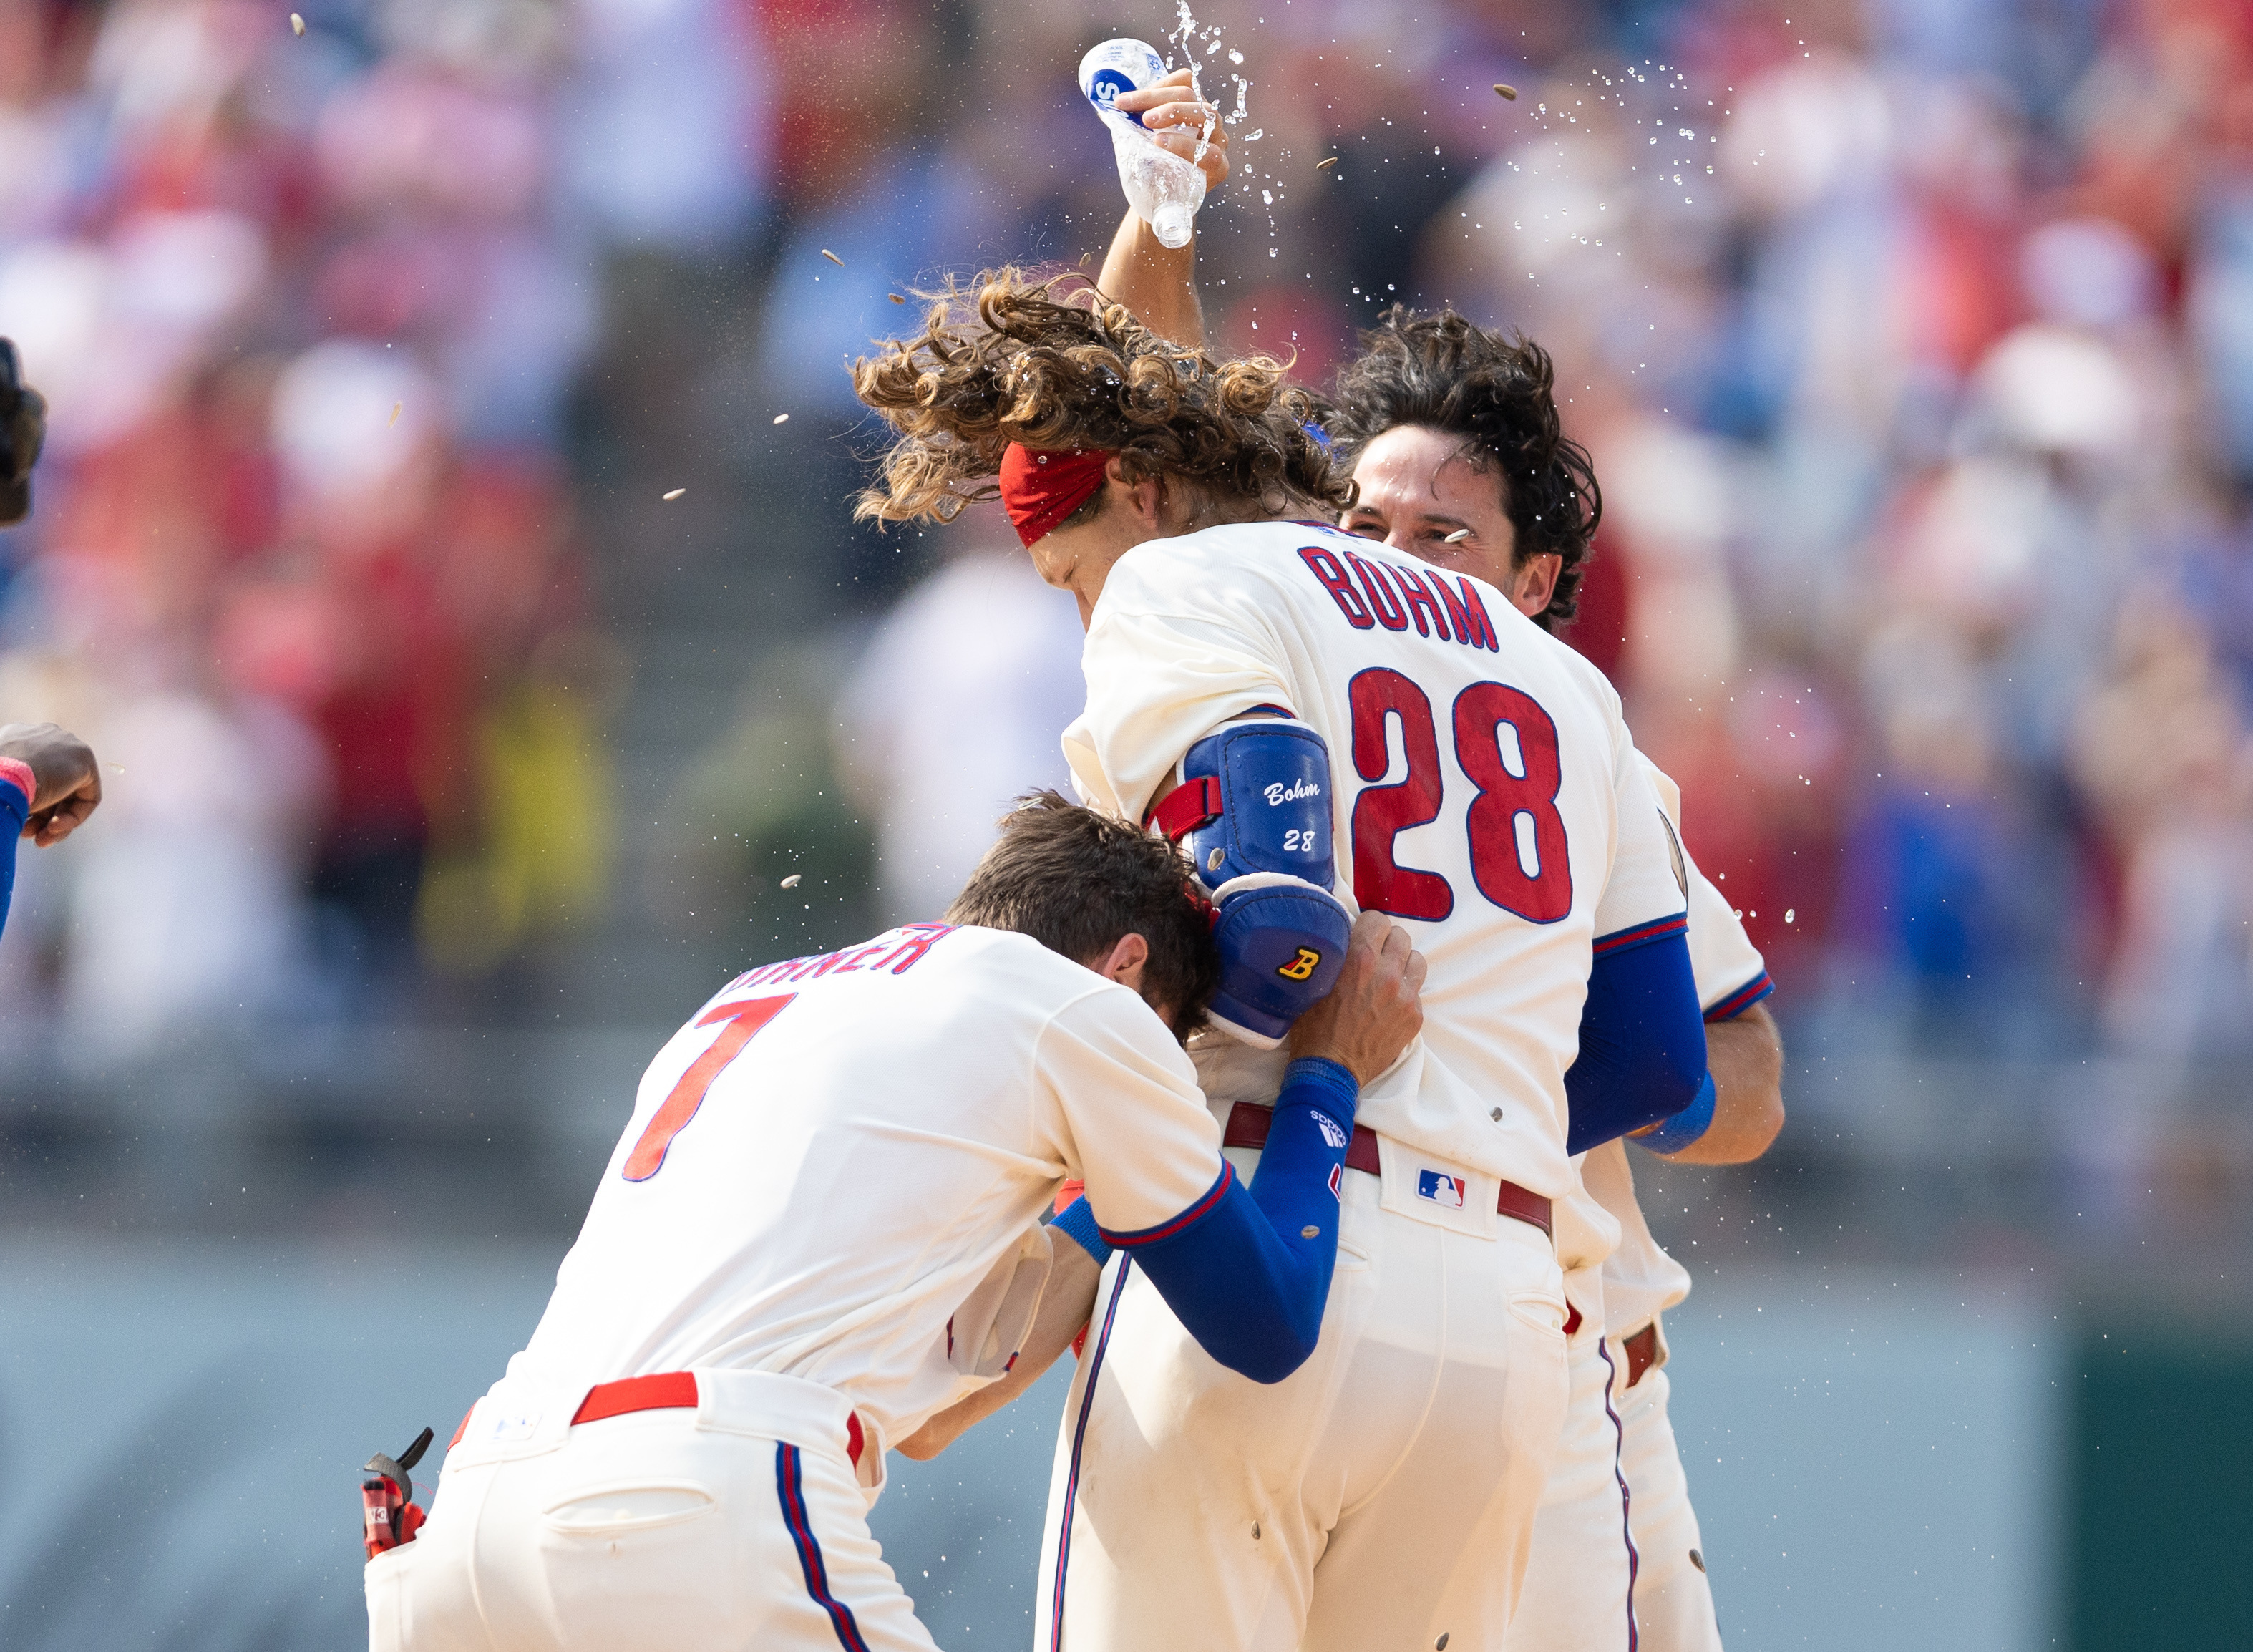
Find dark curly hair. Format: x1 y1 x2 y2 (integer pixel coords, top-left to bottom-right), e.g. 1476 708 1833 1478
945 790 1219 1040
1326 308 1602 631
852 268 1353 527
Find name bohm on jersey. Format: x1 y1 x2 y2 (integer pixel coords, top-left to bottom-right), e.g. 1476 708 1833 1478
1294 541 1502 652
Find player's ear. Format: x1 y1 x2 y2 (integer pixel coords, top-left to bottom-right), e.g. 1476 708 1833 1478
1115 465 1169 530
1093 931 1150 988
1509 550 1562 617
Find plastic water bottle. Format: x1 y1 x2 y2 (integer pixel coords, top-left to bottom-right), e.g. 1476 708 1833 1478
1079 38 1208 250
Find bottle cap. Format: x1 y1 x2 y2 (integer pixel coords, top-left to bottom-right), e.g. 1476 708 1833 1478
1079 38 1164 127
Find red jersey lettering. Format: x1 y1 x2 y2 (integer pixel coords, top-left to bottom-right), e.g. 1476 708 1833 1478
1298 545 1374 629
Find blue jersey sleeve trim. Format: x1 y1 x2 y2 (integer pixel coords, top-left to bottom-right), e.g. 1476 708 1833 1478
1592 913 1689 958
1704 971 1776 1022
1099 1163 1235 1248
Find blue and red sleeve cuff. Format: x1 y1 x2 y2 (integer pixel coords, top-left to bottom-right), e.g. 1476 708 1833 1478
1592 913 1688 959
1098 1162 1235 1249
1703 971 1775 1022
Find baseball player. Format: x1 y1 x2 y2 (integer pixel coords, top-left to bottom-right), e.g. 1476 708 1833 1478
364 793 1427 1652
1330 316 1785 1652
1084 123 1786 1641
0 722 103 941
851 276 1710 1652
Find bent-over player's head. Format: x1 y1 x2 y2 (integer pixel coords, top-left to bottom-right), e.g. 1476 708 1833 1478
945 790 1219 1040
1327 308 1601 633
851 269 1353 621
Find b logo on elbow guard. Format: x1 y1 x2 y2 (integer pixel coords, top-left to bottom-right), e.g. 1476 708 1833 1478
1276 948 1323 981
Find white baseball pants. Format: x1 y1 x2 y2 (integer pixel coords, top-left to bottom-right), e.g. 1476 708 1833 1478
1615 1361 1723 1652
1037 1146 1570 1652
365 1369 933 1652
1508 1294 1723 1652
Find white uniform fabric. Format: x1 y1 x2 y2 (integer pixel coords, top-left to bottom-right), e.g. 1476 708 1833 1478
372 923 1229 1652
369 1371 934 1652
1038 1150 1569 1652
1509 766 1771 1652
1064 520 1689 1202
1047 521 1688 1651
515 923 1224 1448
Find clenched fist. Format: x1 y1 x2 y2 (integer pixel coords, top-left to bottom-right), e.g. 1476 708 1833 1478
0 722 101 845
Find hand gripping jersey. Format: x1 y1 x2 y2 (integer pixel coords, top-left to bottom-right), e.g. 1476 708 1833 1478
507 923 1230 1450
1064 521 1690 1203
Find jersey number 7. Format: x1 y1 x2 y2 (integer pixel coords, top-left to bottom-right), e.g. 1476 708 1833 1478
1348 669 1572 924
622 994 795 1180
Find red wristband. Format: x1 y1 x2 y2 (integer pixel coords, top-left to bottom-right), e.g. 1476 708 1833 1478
0 757 33 812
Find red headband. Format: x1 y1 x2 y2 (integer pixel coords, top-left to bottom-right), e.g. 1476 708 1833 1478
999 442 1116 548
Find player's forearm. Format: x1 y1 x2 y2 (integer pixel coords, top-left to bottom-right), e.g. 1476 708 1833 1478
1656 1005 1784 1165
1096 209 1206 347
893 1229 1102 1460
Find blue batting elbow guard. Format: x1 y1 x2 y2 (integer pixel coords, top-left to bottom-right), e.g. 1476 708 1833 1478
1149 718 1353 1049
1176 720 1337 891
1636 1071 1716 1155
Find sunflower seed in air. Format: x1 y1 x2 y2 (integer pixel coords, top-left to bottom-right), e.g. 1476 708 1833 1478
780 874 802 889
1442 528 1471 543
773 414 789 424
662 488 685 501
889 293 906 303
1494 84 1518 99
290 11 304 34
388 402 401 429
820 249 844 266
1318 156 1339 172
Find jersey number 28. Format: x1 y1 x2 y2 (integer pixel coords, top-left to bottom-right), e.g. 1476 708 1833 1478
1348 669 1572 924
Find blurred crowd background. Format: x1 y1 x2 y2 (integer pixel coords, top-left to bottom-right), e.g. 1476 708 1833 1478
6 0 2250 1258
4 0 2249 1642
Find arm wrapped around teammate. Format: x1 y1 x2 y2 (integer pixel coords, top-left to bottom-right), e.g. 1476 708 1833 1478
1154 718 1353 1047
1562 926 1711 1155
1099 1056 1359 1383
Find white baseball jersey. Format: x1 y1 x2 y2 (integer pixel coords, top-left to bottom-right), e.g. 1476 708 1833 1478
507 923 1225 1449
1064 520 1689 1204
1585 764 1773 1336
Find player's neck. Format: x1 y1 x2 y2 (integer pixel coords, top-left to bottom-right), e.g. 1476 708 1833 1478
1032 483 1281 628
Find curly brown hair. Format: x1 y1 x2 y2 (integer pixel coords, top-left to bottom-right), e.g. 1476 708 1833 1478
852 268 1353 528
1326 308 1602 632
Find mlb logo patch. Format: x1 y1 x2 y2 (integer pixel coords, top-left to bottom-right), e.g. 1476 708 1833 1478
1416 1169 1466 1209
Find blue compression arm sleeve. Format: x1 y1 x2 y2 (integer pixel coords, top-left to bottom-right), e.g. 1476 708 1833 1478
0 773 24 943
1563 929 1710 1155
1099 1058 1358 1384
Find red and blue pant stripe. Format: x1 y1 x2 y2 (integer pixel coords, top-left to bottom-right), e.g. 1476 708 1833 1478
775 1441 872 1652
